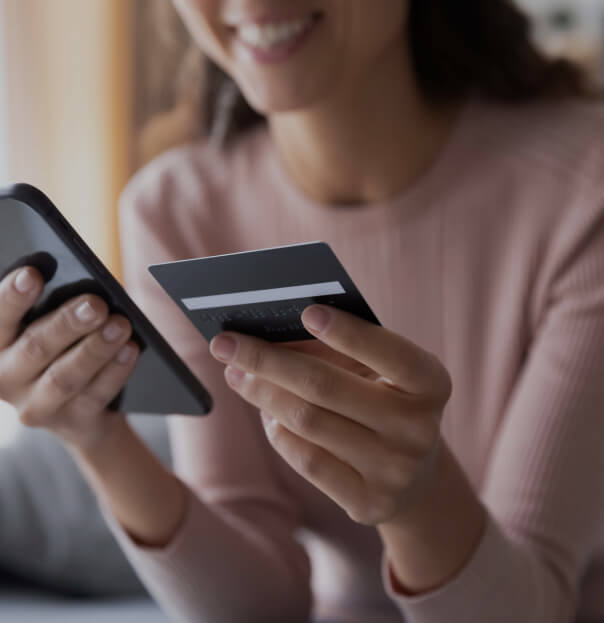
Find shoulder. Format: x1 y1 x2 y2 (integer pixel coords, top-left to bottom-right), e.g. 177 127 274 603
458 95 604 244
479 98 604 318
118 125 269 230
451 97 604 322
468 95 604 188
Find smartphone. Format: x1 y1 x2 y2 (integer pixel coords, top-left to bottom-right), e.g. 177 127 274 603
0 183 212 416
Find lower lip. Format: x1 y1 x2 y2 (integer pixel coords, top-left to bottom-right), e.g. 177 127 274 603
234 16 322 64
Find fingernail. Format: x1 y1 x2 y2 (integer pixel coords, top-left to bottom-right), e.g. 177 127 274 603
210 335 238 362
15 269 35 294
75 301 97 323
102 321 123 343
225 366 246 388
117 344 135 365
302 306 331 334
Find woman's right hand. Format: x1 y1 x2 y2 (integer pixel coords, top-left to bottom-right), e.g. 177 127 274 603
0 266 140 449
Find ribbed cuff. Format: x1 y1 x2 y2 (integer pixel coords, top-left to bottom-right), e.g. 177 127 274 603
98 482 208 588
381 514 531 623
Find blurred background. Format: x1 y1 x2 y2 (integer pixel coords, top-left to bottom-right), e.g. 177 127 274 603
0 0 603 444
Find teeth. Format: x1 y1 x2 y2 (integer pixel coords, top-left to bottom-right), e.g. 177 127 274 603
238 17 312 49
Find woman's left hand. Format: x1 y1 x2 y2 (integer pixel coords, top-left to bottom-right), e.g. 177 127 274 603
209 304 452 526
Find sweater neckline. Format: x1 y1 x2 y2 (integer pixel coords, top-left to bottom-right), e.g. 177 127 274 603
260 96 477 232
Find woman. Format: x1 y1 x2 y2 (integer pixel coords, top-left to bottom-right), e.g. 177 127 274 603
0 1 603 621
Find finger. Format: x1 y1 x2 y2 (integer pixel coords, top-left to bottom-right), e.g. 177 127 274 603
260 416 368 522
21 316 133 424
2 294 109 385
301 305 451 398
64 339 140 419
0 267 44 349
281 339 377 379
225 366 400 477
211 332 406 432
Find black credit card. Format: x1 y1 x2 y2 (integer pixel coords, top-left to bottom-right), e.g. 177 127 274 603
148 241 381 343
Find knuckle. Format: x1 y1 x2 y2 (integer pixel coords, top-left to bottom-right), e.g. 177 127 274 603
401 412 440 457
379 453 413 489
436 361 453 403
247 346 266 374
21 328 47 362
348 494 397 525
18 407 40 428
70 391 106 415
82 337 112 365
391 353 413 384
346 492 397 526
45 366 78 396
289 402 320 436
244 374 263 402
346 502 369 524
264 417 281 443
371 494 399 523
341 326 362 354
301 369 335 400
298 446 323 478
416 419 441 455
263 392 286 421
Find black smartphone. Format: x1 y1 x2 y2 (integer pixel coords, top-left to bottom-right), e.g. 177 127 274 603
0 183 212 416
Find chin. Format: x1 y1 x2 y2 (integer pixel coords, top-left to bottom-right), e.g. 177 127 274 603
243 91 324 116
237 75 332 116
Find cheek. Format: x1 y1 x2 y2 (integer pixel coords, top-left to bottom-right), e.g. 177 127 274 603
333 0 408 61
171 0 231 68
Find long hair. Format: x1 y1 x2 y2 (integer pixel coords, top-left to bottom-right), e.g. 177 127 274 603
139 0 593 161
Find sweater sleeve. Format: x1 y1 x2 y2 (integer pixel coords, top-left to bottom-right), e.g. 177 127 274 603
382 194 604 622
0 419 165 597
100 156 312 623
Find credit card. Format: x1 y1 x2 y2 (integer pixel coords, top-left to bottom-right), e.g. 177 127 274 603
148 241 381 343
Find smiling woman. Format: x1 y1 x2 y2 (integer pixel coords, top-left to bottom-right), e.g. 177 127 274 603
138 0 593 165
65 2 604 623
2 1 604 622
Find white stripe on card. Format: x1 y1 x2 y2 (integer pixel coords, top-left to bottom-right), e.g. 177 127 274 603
182 281 345 311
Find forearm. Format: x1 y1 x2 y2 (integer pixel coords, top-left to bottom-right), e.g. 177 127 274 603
377 441 486 594
70 416 312 622
69 415 187 548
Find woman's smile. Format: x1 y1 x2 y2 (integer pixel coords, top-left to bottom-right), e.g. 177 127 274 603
172 0 409 112
226 11 324 64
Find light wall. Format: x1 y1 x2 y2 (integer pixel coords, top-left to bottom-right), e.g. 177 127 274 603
1 0 134 277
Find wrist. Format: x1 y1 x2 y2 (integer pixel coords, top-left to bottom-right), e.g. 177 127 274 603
377 442 486 594
68 410 131 461
69 413 188 548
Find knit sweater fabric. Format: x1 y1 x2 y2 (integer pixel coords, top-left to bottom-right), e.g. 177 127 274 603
105 95 604 623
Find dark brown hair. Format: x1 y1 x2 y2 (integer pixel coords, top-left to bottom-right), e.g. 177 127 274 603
140 0 593 159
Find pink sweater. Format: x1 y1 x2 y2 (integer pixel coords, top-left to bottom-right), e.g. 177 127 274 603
106 95 604 622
